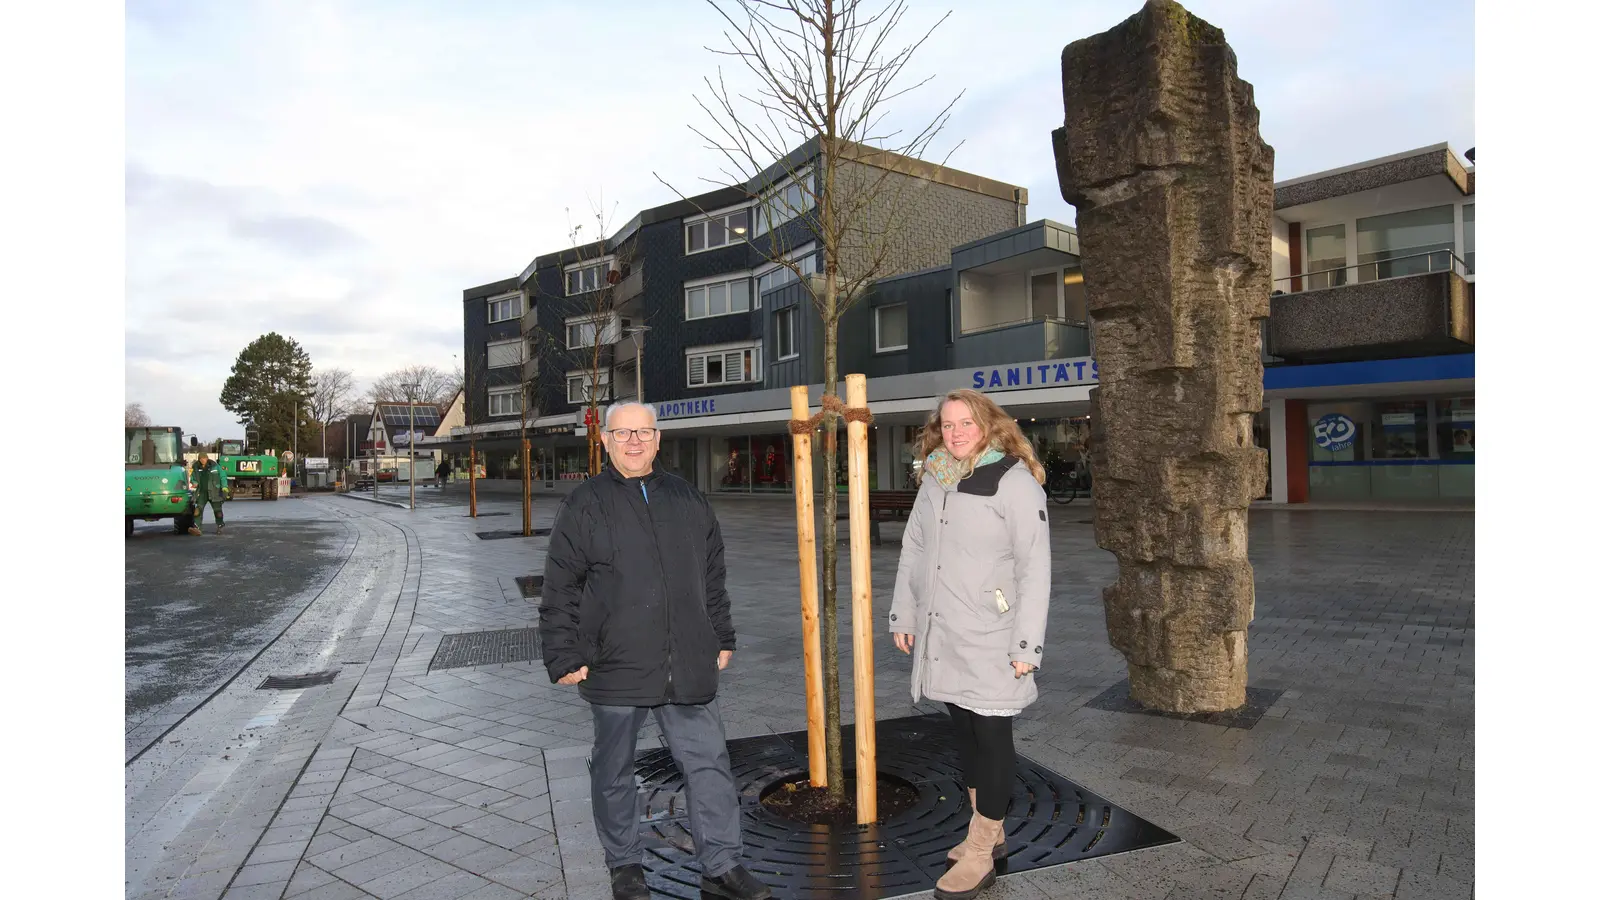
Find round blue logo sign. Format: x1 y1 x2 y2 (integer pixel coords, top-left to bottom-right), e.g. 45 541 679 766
1313 413 1357 453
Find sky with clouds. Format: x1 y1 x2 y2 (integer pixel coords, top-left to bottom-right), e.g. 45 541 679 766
126 0 1474 442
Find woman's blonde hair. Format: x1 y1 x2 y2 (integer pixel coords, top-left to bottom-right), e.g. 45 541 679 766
914 389 1046 485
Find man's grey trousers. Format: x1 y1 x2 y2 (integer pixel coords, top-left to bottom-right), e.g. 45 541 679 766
589 700 743 877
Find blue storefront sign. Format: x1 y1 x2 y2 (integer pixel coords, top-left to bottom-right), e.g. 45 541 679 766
1312 413 1357 452
657 398 717 420
970 359 1099 391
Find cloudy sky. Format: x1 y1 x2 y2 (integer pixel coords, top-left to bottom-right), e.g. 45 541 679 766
126 0 1474 441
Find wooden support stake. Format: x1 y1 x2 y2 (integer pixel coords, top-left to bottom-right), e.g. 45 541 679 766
789 386 827 788
845 373 877 824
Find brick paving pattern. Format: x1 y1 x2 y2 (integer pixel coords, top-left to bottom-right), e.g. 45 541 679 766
125 489 1473 900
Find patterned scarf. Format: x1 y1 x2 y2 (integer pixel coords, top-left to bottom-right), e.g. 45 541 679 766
923 443 1006 488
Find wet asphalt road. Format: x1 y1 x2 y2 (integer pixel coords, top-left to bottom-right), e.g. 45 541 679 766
124 498 354 731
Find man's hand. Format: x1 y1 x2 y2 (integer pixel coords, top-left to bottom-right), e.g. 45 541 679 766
1012 660 1035 678
557 666 589 685
717 650 732 670
893 632 914 654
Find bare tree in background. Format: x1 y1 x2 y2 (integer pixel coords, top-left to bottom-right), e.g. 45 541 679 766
125 402 151 427
368 364 457 406
536 201 639 478
663 0 961 804
310 367 357 457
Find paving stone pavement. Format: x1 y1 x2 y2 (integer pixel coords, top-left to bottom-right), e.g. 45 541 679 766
125 489 1473 900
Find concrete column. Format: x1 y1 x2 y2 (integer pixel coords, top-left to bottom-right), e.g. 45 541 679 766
875 427 894 490
1269 397 1288 504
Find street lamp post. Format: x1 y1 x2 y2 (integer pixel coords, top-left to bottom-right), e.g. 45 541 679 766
626 324 652 403
401 383 420 510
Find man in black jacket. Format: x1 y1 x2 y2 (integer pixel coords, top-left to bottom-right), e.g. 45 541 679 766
541 401 770 900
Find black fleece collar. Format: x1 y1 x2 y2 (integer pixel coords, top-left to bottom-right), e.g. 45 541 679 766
954 455 1021 496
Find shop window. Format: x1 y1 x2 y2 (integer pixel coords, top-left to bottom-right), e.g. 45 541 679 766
1371 400 1429 459
715 436 751 492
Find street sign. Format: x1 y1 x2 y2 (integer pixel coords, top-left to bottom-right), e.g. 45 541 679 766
306 457 330 471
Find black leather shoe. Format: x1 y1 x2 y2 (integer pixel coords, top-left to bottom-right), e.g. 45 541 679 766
610 864 649 900
700 864 772 900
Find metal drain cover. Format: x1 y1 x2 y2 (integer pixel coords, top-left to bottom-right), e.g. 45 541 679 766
475 529 551 540
514 575 543 598
429 627 542 671
259 670 339 690
632 714 1178 898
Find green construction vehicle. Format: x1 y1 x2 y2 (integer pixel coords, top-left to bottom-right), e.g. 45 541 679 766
218 437 283 500
126 425 195 537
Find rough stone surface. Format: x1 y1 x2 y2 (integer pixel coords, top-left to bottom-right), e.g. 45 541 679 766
1052 0 1273 713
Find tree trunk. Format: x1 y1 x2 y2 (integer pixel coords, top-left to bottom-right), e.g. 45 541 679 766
469 442 478 517
820 307 844 802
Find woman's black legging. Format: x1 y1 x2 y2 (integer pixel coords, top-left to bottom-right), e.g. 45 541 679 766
946 703 1015 819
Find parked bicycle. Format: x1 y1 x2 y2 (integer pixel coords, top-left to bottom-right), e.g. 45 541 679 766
1047 460 1092 505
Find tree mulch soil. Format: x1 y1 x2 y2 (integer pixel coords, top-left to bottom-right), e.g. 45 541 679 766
759 774 920 826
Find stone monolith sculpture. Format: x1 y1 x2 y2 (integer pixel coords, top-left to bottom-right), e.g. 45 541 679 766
1051 0 1271 713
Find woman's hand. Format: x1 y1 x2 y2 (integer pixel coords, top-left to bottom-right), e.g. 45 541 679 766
893 632 914 654
1012 660 1035 678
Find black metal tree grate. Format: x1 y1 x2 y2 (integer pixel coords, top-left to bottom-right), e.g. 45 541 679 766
630 714 1178 899
429 628 543 671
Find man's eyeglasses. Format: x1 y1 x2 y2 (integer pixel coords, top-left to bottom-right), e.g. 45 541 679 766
606 428 658 442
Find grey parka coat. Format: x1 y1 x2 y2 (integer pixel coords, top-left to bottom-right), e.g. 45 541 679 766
889 456 1052 711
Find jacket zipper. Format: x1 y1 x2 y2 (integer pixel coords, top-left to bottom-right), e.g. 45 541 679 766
644 479 676 704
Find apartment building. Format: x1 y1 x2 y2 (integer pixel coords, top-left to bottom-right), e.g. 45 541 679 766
456 137 1028 484
1263 142 1475 502
453 139 1474 504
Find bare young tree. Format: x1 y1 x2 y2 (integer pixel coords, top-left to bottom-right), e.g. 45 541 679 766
535 201 641 479
664 0 961 804
125 402 151 427
309 366 357 457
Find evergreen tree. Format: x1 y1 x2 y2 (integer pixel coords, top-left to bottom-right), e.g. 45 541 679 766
219 332 315 452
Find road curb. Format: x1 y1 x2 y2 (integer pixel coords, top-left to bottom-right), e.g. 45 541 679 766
339 491 413 510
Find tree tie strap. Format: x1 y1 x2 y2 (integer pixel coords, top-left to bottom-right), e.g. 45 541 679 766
787 393 874 435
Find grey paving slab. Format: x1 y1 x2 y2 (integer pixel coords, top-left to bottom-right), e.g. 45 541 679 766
126 493 1472 899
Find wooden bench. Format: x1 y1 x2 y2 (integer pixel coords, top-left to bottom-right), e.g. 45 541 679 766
835 490 918 545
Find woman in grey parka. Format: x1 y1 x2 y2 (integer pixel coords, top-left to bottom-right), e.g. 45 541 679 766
890 389 1051 900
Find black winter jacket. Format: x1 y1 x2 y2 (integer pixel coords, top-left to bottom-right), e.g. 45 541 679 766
539 467 735 706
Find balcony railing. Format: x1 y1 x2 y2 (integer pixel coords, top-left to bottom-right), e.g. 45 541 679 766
1274 248 1472 295
960 314 1086 338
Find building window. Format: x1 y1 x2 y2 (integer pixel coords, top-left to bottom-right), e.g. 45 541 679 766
687 343 761 388
566 313 628 349
486 338 524 369
564 258 614 295
946 288 954 344
566 370 612 405
775 307 797 360
754 168 814 236
488 387 521 417
756 244 818 297
685 207 752 254
1356 205 1455 281
685 275 753 321
875 304 908 353
1304 224 1348 290
487 293 522 323
1462 203 1474 273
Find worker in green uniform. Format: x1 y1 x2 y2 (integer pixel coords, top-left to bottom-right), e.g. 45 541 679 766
188 451 230 535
